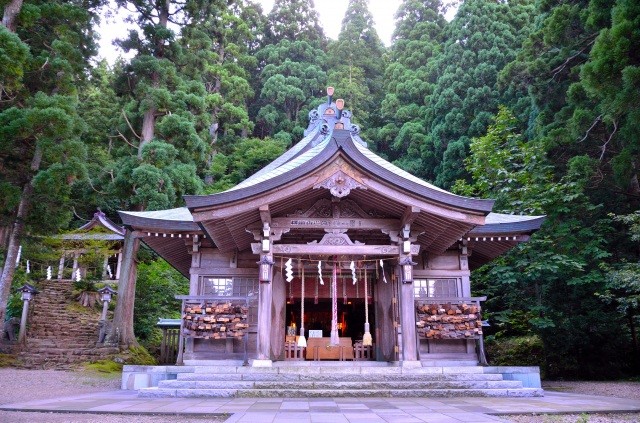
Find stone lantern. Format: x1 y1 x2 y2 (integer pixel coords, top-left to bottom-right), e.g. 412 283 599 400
17 284 38 344
97 285 117 321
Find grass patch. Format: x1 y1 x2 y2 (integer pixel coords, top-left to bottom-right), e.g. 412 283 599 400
0 353 17 367
66 303 100 314
126 345 156 365
83 359 123 377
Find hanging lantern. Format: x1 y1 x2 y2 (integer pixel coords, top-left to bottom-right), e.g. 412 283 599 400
399 256 417 284
257 255 274 283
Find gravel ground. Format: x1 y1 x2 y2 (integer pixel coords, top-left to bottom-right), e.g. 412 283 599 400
505 380 640 423
0 369 227 422
0 369 638 422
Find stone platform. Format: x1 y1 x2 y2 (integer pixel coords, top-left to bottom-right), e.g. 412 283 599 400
123 360 542 398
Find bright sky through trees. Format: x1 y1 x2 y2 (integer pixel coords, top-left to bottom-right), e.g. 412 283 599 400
97 1 456 63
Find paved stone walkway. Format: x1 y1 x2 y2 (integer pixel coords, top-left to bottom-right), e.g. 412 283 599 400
1 390 639 422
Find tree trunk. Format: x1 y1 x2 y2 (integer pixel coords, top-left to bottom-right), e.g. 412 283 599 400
629 314 638 354
137 1 170 159
106 228 140 347
0 145 41 322
138 107 156 158
1 0 23 32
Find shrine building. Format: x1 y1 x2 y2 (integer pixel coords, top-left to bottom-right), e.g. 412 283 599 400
118 89 544 366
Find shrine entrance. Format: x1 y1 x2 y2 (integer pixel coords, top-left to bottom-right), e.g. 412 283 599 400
286 299 372 341
274 259 398 362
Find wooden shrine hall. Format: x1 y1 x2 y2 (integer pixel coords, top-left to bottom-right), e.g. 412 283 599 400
119 88 544 366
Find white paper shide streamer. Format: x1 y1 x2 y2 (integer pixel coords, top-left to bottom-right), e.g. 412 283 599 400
350 261 357 284
285 258 293 282
317 260 324 285
380 259 387 283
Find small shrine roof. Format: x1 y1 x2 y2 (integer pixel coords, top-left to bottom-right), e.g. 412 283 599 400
61 210 125 240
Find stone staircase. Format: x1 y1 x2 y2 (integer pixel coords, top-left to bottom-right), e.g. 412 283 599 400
138 361 543 398
17 280 119 369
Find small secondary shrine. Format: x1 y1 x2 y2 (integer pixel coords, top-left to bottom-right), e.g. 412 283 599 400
119 88 544 365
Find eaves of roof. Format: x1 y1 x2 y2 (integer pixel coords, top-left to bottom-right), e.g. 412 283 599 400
185 129 494 216
118 208 200 232
468 214 546 235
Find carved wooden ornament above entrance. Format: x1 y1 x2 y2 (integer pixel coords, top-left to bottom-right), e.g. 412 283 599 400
313 159 366 198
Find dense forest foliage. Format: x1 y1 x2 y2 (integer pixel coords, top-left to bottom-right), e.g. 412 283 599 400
1 0 639 379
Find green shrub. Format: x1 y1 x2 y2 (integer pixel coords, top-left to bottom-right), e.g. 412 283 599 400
126 345 156 365
485 335 545 368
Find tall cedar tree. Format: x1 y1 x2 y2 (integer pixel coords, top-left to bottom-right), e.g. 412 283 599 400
105 0 210 346
254 0 326 142
0 0 103 322
180 1 259 185
264 0 325 49
378 0 446 169
327 0 386 132
421 0 535 188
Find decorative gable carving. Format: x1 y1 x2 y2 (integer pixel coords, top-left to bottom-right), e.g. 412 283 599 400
308 231 364 246
313 158 367 198
314 170 365 198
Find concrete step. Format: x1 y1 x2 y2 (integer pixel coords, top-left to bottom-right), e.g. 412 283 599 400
176 372 505 382
190 365 489 375
139 387 544 398
158 380 524 390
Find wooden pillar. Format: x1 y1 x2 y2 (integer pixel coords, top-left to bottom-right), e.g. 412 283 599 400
71 252 79 279
270 270 286 360
57 254 65 280
374 270 396 361
102 255 109 280
257 265 273 361
115 251 122 280
399 275 418 362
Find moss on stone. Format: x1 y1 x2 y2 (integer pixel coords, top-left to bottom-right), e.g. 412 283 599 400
0 353 17 367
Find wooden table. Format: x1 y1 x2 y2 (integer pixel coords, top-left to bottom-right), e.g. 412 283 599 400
305 337 354 360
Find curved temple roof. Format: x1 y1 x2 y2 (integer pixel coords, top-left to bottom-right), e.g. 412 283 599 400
118 90 545 269
184 103 494 214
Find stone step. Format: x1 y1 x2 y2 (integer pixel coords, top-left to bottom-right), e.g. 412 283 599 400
157 380 524 390
190 365 488 375
176 372 505 382
138 387 544 398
